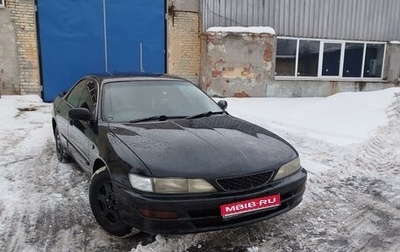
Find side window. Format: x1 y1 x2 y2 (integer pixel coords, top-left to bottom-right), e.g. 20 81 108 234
66 78 99 113
80 79 99 113
66 80 87 107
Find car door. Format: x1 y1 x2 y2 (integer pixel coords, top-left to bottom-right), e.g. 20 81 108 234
66 78 99 172
54 94 72 151
54 78 87 161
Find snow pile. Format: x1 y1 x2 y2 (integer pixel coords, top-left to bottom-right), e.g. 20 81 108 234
224 88 399 146
207 26 275 35
132 234 203 252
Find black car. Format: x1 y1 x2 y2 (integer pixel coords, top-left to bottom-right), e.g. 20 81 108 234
52 73 307 237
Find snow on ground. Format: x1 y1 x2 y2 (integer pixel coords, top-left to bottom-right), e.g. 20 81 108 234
0 88 399 252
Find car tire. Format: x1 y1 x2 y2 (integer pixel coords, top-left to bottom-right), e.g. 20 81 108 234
54 126 72 163
89 166 137 237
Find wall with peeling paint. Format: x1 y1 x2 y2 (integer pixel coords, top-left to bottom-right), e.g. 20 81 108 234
202 31 276 97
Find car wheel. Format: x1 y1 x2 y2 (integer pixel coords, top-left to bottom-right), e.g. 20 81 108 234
89 167 138 237
54 126 72 163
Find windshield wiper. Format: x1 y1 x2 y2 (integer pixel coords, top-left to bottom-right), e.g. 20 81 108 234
129 115 169 123
129 111 225 123
129 115 187 123
186 111 225 119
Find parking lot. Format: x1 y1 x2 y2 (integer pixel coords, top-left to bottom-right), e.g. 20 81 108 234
1 90 399 252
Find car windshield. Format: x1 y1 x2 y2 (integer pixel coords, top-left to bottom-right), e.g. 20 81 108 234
102 79 223 123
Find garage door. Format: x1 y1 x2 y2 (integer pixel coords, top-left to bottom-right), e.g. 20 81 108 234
37 0 166 101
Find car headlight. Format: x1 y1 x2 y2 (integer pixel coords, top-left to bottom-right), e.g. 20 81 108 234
128 174 153 192
129 174 217 193
273 157 301 181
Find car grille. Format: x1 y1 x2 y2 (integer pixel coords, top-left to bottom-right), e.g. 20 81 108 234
216 171 274 191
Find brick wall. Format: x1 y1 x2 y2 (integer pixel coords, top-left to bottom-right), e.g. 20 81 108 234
7 0 40 95
167 0 201 85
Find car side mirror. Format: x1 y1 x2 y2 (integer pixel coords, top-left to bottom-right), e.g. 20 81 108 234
58 90 68 97
217 100 228 110
69 108 92 121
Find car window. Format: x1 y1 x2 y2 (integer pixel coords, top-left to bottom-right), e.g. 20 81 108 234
66 78 99 114
66 80 87 107
102 80 223 122
80 79 98 113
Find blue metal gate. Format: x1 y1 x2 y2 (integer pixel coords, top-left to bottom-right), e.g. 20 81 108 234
37 0 166 101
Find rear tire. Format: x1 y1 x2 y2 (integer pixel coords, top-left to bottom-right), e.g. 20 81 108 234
54 126 72 163
89 167 137 237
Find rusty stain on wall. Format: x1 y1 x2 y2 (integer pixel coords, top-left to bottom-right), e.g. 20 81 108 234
234 91 250 97
201 30 276 97
263 42 273 61
330 81 338 95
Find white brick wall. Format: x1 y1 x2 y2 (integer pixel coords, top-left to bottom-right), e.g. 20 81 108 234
8 0 40 95
167 0 201 85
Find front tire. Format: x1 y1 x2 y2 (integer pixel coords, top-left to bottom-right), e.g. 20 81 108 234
89 167 135 237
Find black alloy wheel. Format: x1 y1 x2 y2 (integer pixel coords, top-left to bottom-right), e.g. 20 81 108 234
89 167 134 237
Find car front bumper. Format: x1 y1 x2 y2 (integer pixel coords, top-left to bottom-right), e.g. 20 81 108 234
113 168 307 235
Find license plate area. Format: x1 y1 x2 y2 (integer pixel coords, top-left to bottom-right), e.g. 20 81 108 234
220 194 281 218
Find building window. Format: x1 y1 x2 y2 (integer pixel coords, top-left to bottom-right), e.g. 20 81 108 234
276 39 296 76
298 40 320 77
343 43 364 77
276 37 386 80
0 0 4 8
364 44 385 78
322 43 341 76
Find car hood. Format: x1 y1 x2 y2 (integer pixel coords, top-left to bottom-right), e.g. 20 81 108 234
109 115 298 179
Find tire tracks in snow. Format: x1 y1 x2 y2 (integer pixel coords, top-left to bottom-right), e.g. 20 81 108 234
292 92 400 252
333 94 400 252
179 93 400 252
0 141 142 252
0 106 146 251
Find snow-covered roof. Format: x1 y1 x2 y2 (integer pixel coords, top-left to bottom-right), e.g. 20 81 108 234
206 26 276 35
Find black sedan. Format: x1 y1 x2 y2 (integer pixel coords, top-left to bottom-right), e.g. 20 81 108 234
52 73 307 237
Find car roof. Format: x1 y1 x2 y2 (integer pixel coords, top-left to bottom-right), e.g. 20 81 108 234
86 72 188 83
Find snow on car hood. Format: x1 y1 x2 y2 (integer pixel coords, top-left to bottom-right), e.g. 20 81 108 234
109 115 298 179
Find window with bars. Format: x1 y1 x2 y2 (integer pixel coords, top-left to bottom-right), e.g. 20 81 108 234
276 37 386 80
